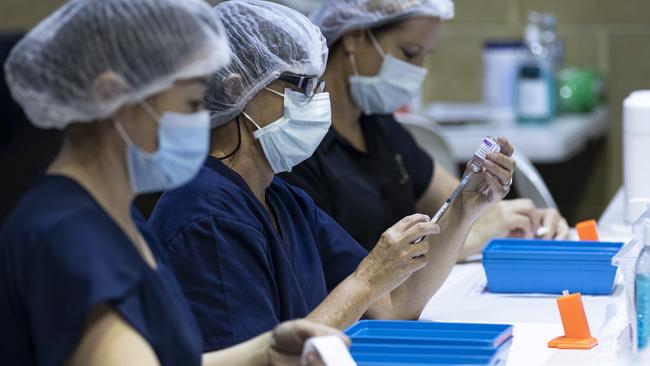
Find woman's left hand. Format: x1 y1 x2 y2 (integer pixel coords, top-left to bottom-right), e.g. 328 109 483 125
268 319 350 365
459 137 516 220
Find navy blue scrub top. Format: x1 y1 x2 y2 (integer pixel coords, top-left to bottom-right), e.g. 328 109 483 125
280 114 434 251
149 156 368 351
0 176 202 366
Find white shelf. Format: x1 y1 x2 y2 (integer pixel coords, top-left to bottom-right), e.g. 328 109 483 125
430 107 609 163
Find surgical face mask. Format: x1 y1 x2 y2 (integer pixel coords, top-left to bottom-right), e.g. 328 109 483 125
243 88 331 174
348 30 428 115
113 102 210 194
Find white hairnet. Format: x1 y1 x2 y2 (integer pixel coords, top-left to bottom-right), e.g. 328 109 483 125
4 0 231 129
266 0 323 15
310 0 455 46
205 0 328 127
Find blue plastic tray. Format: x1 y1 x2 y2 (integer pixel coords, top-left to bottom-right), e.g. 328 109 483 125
483 238 623 295
345 320 513 366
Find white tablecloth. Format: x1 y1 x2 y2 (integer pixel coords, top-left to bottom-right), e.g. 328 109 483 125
419 263 631 366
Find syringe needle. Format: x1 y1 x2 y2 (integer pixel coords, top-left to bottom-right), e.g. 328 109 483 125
412 172 474 244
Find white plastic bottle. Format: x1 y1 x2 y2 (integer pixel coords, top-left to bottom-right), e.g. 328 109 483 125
636 219 650 349
624 91 650 223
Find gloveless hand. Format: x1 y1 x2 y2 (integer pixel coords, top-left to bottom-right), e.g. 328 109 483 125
474 200 570 241
268 319 350 366
355 214 440 300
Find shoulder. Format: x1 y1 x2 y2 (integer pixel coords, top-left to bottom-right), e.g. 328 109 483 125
370 114 433 164
272 177 317 208
2 177 127 254
315 127 338 154
150 163 266 245
371 114 417 142
0 178 143 289
271 177 328 226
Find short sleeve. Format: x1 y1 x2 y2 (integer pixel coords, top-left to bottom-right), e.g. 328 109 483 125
17 213 143 366
311 202 368 292
381 117 434 200
164 216 281 351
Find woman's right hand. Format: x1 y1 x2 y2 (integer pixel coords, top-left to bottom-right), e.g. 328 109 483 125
354 214 440 299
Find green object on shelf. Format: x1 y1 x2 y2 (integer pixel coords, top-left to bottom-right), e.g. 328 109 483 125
557 67 605 114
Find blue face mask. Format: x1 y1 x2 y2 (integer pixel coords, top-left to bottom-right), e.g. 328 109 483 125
113 102 210 194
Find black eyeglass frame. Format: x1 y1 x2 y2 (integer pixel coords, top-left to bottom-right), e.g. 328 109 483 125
278 74 326 99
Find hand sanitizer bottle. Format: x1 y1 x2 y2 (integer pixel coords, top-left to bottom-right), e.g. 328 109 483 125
636 219 650 349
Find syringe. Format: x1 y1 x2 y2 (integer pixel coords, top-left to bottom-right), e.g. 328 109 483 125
412 136 501 244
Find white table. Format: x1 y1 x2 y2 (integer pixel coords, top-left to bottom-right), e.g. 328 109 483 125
417 189 636 366
432 107 608 164
419 263 630 366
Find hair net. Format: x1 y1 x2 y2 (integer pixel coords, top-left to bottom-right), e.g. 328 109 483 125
266 0 323 15
310 0 455 46
205 0 328 127
4 0 231 129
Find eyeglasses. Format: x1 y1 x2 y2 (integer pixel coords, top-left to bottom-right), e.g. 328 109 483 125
278 74 326 98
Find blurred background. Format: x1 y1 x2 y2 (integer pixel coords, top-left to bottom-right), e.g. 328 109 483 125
1 0 650 225
422 0 650 224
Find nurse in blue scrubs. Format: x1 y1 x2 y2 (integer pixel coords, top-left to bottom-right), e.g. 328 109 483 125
149 0 516 351
0 0 346 365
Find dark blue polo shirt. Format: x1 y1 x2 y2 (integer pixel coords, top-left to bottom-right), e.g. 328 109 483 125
281 114 434 251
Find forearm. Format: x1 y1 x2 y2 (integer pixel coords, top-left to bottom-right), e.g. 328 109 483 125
305 272 378 330
458 222 485 261
202 332 271 366
389 202 477 319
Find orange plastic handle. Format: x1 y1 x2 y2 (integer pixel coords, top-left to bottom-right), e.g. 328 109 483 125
576 220 599 241
557 292 592 339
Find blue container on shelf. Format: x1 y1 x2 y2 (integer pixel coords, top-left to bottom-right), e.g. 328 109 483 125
345 320 513 366
482 238 623 295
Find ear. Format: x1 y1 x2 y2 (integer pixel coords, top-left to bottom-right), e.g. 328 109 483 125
93 71 129 103
340 29 365 54
223 73 244 104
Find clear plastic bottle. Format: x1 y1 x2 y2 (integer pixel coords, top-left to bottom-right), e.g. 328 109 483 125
517 12 557 123
540 13 564 70
636 218 650 349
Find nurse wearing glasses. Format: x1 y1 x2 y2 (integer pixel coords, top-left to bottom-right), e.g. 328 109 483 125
149 0 511 352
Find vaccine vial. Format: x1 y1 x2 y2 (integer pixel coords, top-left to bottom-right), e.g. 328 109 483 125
469 136 501 173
